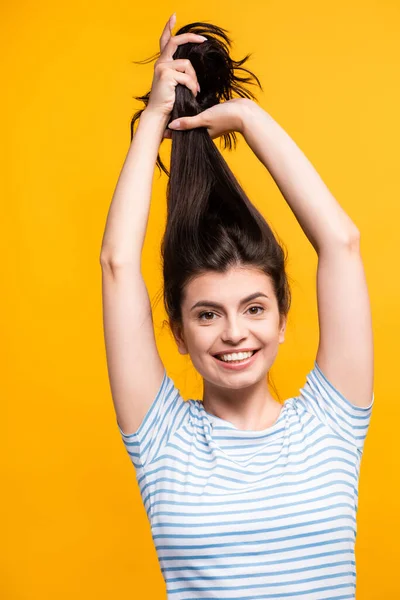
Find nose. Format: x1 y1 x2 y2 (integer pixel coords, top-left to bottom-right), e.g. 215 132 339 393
221 318 249 344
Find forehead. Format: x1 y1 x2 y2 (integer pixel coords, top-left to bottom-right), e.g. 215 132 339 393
184 267 273 303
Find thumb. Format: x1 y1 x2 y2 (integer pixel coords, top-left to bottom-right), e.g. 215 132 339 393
168 115 201 130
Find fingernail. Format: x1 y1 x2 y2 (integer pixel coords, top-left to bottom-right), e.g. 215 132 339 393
169 120 181 129
198 36 207 41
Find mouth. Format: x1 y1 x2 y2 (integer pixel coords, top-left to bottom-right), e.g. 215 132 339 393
212 349 261 370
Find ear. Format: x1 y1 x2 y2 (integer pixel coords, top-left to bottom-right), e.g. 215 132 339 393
170 322 189 355
279 315 287 344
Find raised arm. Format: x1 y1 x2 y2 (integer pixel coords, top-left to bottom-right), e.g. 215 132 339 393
100 110 168 267
100 109 168 435
241 101 374 408
100 16 205 435
240 100 359 252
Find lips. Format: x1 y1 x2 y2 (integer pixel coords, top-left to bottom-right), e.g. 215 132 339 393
212 349 261 370
213 349 260 361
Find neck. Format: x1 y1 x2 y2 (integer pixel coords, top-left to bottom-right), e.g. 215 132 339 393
202 376 282 431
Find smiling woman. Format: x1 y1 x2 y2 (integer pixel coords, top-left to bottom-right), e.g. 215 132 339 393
100 14 373 600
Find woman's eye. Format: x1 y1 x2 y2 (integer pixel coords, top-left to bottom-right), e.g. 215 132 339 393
248 306 264 315
198 311 216 321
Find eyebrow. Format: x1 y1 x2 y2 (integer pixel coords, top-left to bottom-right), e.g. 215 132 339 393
190 292 269 312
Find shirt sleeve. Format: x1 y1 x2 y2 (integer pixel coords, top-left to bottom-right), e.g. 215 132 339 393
294 361 374 455
117 369 190 469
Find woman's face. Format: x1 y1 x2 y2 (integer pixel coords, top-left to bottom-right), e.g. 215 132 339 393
173 266 287 389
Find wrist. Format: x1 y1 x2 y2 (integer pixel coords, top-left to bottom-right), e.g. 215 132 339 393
240 100 269 137
237 99 256 135
141 108 170 127
137 108 169 140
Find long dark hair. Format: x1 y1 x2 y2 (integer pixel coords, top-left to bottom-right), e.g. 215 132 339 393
130 22 293 401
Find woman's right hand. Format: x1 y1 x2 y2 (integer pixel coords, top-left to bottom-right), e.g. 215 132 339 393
146 14 207 118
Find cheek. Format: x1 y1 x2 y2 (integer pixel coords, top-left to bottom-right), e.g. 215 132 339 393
195 329 215 353
184 324 211 353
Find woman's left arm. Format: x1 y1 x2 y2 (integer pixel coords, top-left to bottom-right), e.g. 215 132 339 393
241 100 374 409
240 100 359 252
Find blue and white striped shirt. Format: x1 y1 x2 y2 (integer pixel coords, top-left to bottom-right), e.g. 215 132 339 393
118 362 374 599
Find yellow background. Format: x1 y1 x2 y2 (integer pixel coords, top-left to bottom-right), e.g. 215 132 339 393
3 1 399 598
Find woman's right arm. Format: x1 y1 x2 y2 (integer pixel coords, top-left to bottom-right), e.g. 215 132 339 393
100 108 168 435
100 109 168 267
99 13 204 435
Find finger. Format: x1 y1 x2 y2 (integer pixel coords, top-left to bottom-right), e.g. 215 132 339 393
159 13 176 53
172 71 199 98
168 13 176 36
161 33 207 61
168 115 202 130
170 58 199 90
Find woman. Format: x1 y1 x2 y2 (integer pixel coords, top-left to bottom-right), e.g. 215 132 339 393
100 14 374 599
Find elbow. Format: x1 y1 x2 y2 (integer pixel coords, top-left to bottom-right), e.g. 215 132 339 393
346 226 361 251
316 225 360 256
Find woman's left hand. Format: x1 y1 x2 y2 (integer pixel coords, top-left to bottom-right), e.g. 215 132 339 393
163 98 251 140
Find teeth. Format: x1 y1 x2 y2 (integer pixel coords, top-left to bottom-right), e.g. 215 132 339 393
219 351 254 362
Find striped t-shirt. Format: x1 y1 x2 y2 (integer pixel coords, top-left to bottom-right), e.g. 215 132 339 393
118 362 374 600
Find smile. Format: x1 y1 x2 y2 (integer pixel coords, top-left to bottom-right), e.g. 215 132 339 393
212 349 261 370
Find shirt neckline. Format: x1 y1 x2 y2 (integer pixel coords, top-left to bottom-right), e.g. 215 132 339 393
201 400 287 433
198 400 290 467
